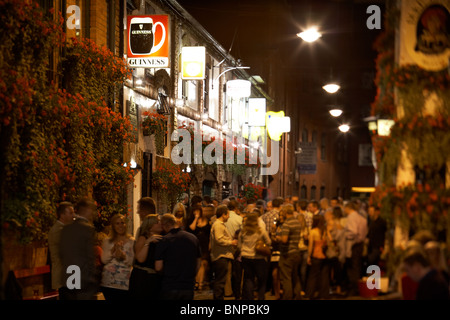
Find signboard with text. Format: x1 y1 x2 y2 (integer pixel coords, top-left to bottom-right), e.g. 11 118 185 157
127 15 170 68
297 142 317 174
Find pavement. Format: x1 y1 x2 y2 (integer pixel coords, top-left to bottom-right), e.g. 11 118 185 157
193 284 403 301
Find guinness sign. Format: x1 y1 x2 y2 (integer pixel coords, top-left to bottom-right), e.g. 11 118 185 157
127 15 169 68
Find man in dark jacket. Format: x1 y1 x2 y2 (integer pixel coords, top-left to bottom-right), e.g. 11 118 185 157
59 198 98 300
402 247 449 300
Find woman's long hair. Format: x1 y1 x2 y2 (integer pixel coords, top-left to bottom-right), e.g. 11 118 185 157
242 212 261 236
311 214 326 236
139 214 160 238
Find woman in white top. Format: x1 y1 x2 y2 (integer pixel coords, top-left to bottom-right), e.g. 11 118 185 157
238 212 272 300
100 214 135 300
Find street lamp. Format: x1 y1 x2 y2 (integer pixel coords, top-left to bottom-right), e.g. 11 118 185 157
323 83 340 94
297 27 322 42
338 124 350 133
329 108 343 117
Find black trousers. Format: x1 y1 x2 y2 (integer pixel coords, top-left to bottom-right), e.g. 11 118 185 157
241 258 268 300
305 258 330 299
346 241 364 295
212 257 232 300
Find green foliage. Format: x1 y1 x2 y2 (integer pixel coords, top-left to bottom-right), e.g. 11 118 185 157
0 1 134 243
370 0 450 250
142 111 167 155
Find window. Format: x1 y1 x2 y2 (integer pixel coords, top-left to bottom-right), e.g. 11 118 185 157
320 186 325 199
208 57 219 121
301 185 307 199
311 130 317 143
321 133 327 161
302 129 308 142
310 185 316 200
183 80 199 111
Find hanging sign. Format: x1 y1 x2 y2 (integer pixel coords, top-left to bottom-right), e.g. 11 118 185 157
226 80 251 98
181 47 206 79
265 111 290 141
127 15 170 68
248 98 266 127
400 0 450 71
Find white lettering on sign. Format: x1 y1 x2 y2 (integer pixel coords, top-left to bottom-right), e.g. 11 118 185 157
66 5 81 30
66 265 81 289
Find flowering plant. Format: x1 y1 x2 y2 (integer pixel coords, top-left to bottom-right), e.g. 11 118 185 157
142 111 167 155
240 183 264 202
176 122 260 174
0 1 134 243
370 183 450 233
370 1 450 247
152 160 190 210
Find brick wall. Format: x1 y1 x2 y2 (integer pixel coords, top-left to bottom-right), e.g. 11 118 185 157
90 0 108 48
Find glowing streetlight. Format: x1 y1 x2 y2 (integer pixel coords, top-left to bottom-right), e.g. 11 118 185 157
329 109 343 117
339 124 350 133
323 83 340 94
297 27 322 43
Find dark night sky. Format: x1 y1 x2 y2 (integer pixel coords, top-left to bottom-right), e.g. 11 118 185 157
175 0 383 71
176 0 384 124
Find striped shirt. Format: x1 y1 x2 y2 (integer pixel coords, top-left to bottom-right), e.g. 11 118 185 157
280 217 302 255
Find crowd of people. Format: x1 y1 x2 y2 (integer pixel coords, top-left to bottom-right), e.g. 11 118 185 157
47 194 450 300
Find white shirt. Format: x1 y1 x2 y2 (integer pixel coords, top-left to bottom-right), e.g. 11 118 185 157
345 210 368 243
225 211 242 239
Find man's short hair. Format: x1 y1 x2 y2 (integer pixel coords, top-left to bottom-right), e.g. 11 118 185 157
296 200 308 211
228 199 238 211
216 205 229 219
343 201 355 210
203 195 212 204
272 197 284 208
57 202 73 219
160 213 176 228
280 204 294 216
138 197 156 214
403 247 430 268
75 198 96 214
309 200 320 210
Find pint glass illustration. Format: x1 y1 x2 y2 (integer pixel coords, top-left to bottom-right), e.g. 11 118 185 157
129 17 166 55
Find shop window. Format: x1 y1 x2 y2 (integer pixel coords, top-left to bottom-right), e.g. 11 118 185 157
310 185 316 200
183 80 199 111
300 185 307 199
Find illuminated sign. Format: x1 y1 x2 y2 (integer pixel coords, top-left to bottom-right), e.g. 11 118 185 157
248 98 266 127
127 15 169 68
377 119 395 136
266 111 290 141
226 80 251 98
181 47 206 80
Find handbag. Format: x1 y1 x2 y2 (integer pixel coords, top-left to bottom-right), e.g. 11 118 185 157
255 239 271 256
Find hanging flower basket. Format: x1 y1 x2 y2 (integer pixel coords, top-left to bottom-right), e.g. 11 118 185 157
142 111 167 155
152 161 191 211
240 183 264 202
